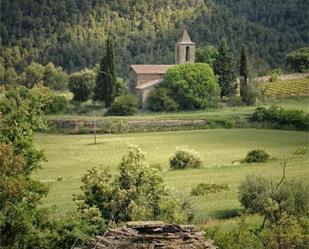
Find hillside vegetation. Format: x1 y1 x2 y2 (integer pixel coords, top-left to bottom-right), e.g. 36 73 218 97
1 0 308 78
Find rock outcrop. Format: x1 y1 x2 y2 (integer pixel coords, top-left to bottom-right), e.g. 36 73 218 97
84 221 217 249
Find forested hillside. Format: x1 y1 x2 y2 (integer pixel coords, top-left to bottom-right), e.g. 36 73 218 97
0 0 307 79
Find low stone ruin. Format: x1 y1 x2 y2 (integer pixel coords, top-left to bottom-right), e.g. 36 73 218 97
85 221 217 249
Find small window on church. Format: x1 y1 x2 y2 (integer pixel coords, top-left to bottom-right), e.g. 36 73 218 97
186 46 190 61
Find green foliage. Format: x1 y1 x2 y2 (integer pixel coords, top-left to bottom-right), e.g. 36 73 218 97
0 86 54 248
106 94 138 116
294 147 308 155
94 38 117 107
147 87 178 112
18 62 68 90
0 85 52 172
51 209 105 249
195 45 218 66
68 69 96 102
239 175 271 214
239 175 309 221
44 95 68 114
260 214 309 249
205 217 264 249
286 47 309 73
268 68 283 82
43 63 68 91
1 0 307 77
242 79 260 106
239 47 249 99
251 106 309 131
163 63 220 110
76 145 192 223
214 40 237 98
170 147 203 169
206 215 308 249
243 149 271 163
223 96 245 107
191 183 229 196
21 62 45 88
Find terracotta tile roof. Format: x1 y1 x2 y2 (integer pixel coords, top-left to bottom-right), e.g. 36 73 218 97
135 78 163 90
131 65 174 75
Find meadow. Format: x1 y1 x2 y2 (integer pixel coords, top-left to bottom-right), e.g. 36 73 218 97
35 128 309 227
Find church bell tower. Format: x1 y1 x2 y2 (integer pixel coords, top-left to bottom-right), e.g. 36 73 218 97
175 29 195 64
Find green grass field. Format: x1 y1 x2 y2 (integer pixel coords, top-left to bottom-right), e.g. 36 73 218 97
34 128 309 225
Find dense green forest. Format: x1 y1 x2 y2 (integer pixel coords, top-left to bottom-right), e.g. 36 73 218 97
0 0 308 81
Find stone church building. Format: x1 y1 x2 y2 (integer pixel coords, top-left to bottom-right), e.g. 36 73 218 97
129 29 195 108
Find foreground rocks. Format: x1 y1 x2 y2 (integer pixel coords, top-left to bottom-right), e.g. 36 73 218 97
84 221 217 249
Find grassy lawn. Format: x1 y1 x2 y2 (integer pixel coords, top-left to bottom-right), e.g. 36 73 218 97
34 128 309 225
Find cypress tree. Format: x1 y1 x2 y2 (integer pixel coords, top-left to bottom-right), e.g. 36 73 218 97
239 47 249 98
213 40 237 98
94 38 117 107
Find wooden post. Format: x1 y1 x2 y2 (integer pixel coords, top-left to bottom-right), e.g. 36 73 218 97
93 111 97 144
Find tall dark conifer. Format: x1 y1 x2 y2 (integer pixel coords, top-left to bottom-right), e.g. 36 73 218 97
94 38 117 107
239 47 249 98
213 40 237 98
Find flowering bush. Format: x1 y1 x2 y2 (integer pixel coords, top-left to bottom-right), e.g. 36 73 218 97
170 147 203 169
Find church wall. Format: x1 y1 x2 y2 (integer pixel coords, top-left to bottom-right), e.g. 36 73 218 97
136 74 165 86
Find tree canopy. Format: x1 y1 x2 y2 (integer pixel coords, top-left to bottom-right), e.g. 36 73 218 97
163 63 220 110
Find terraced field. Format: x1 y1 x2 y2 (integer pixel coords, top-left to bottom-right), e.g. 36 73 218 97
260 78 309 97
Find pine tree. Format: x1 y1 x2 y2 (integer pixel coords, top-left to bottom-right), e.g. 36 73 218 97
94 38 117 107
239 47 249 98
213 40 237 98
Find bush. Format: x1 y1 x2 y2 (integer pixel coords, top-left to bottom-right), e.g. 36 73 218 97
191 183 229 196
243 149 270 163
44 95 68 114
294 147 308 155
205 215 308 249
239 175 309 219
239 175 271 214
163 63 220 110
68 69 95 102
75 145 193 223
106 94 138 116
170 147 203 169
223 96 245 106
251 106 309 131
52 208 105 249
147 87 178 112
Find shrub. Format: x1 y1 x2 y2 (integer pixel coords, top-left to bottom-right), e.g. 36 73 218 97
251 106 309 131
52 208 105 249
294 147 308 155
68 69 95 102
238 175 271 214
75 145 192 223
170 147 203 169
106 94 138 116
191 183 229 196
243 149 270 163
205 215 308 249
239 174 309 219
163 63 220 110
147 87 178 112
224 96 245 106
44 95 68 114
